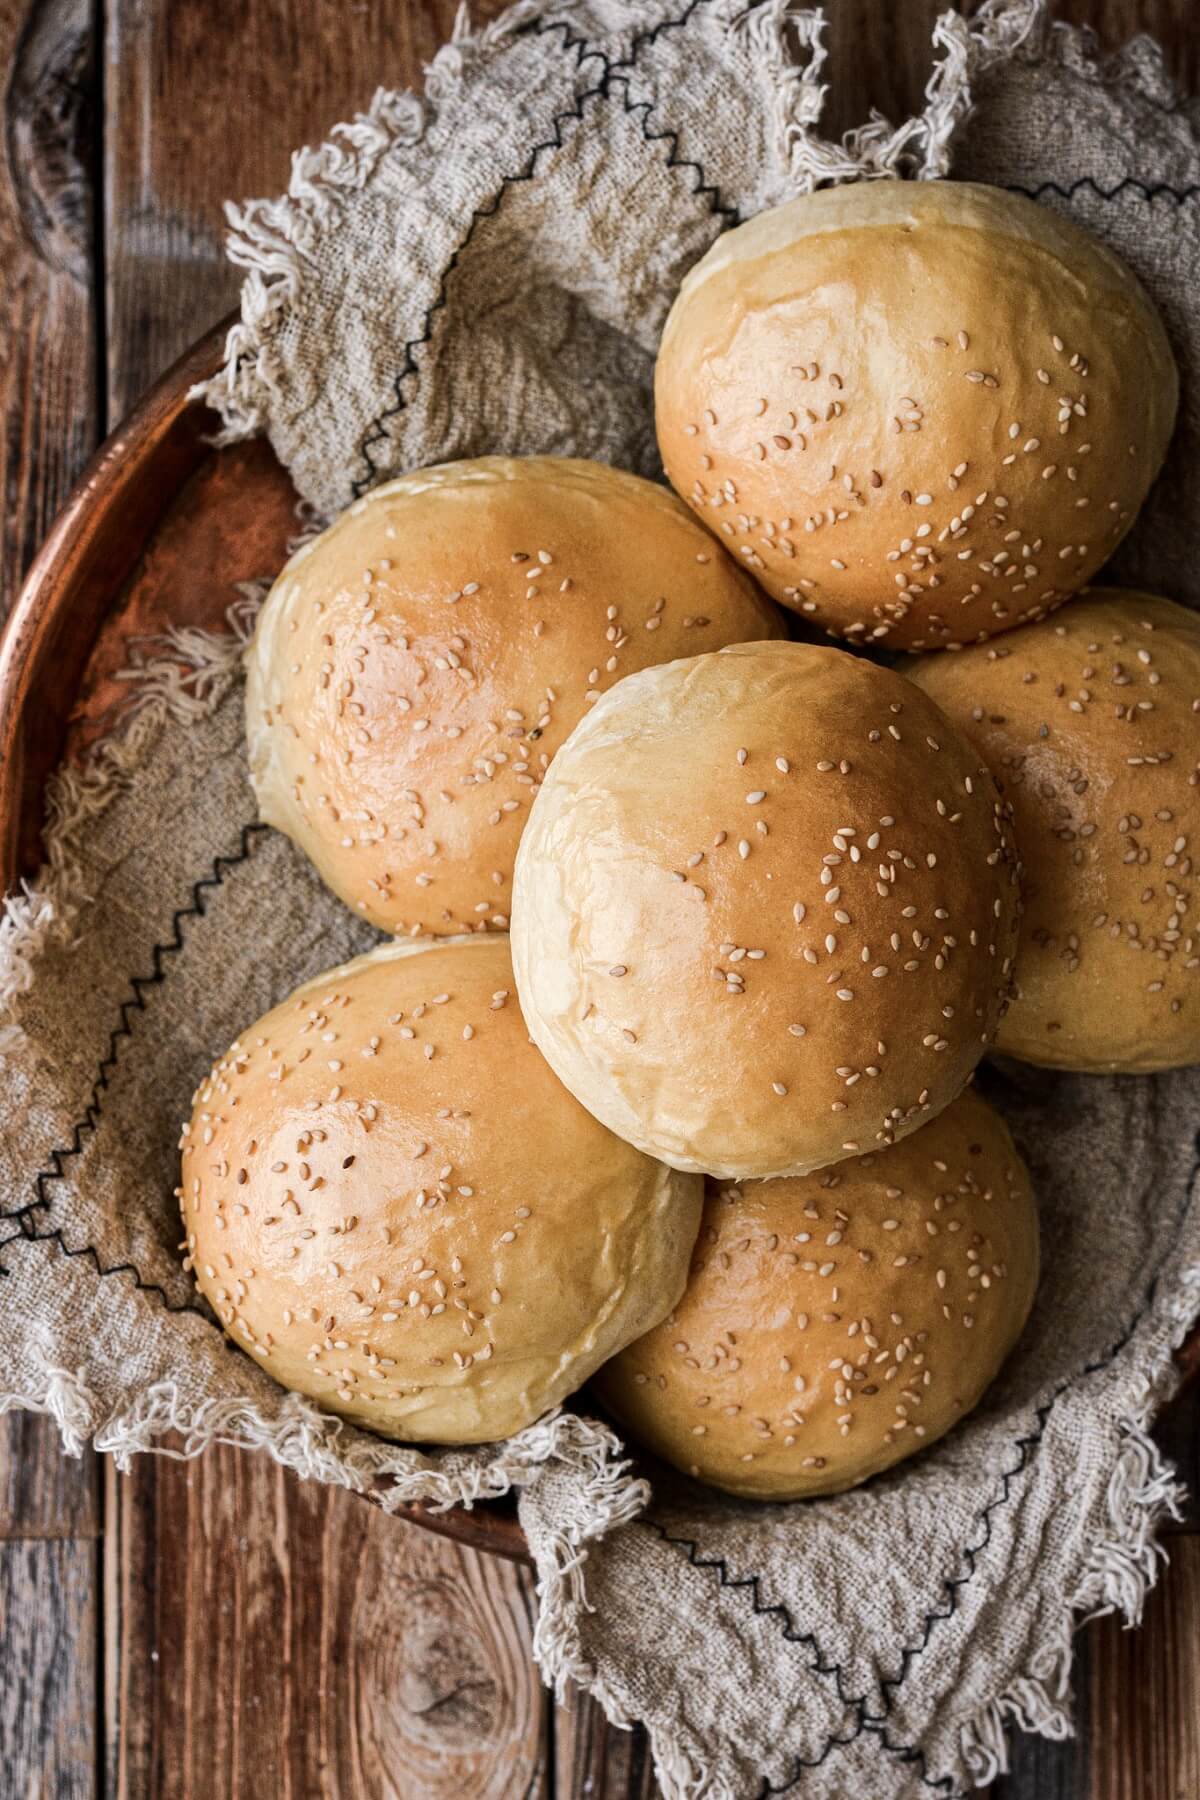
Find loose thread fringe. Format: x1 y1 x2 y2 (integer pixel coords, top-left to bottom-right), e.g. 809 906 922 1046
200 86 429 444
744 0 1184 205
192 0 576 445
737 0 1045 192
528 1423 651 1707
194 0 1054 447
0 598 274 1065
0 1358 634 1532
0 706 168 1057
112 587 264 724
958 1264 1200 1787
520 1424 660 1759
648 1726 724 1800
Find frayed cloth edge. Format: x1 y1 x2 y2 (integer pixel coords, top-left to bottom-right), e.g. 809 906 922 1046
957 1262 1200 1788
0 606 262 1064
189 0 574 445
0 1359 635 1525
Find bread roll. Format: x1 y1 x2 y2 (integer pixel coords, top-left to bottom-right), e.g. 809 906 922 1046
511 641 1022 1180
596 1087 1038 1500
246 456 781 935
178 935 702 1443
908 590 1200 1071
656 181 1177 650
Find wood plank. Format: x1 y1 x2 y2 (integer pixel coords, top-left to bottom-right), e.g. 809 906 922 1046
0 1538 98 1799
0 1410 100 1541
988 1631 1092 1800
0 7 102 1796
105 1448 549 1799
102 0 506 419
823 0 943 142
0 0 98 613
556 1690 660 1800
1153 1387 1200 1533
1086 1535 1200 1800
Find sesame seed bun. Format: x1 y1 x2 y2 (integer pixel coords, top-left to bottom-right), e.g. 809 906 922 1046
595 1086 1038 1501
178 935 702 1444
246 456 782 936
510 641 1022 1181
907 590 1200 1072
655 181 1177 650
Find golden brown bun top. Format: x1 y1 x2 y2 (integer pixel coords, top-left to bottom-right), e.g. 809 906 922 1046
512 640 1022 1181
178 935 702 1444
908 589 1200 1072
246 456 782 936
656 180 1177 649
596 1085 1039 1501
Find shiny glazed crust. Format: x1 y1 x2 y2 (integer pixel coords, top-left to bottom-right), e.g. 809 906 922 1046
656 182 1177 649
512 641 1022 1179
245 456 782 935
179 935 702 1443
908 590 1200 1071
596 1087 1039 1500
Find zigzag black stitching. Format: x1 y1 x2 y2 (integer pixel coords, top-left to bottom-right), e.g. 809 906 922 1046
0 822 269 1317
646 1121 1200 1795
875 1120 1200 1713
0 1227 212 1319
860 1718 964 1799
353 18 605 498
643 1520 960 1796
1005 175 1200 204
604 75 737 225
642 1508 967 1797
352 0 736 499
2 819 270 1229
642 1515 867 1701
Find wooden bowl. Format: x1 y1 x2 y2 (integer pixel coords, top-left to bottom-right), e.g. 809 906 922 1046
3 324 1197 1568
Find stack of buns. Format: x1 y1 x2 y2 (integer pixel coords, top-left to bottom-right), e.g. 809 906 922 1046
181 178 1193 1503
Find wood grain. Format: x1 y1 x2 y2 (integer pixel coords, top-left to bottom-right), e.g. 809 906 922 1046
823 0 944 141
0 0 97 606
101 0 506 419
556 1687 660 1800
0 2 103 1793
0 1539 98 1799
1087 1537 1200 1800
0 1409 99 1541
104 1450 549 1800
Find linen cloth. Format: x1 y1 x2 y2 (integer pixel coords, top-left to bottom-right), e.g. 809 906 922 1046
4 2 1200 1793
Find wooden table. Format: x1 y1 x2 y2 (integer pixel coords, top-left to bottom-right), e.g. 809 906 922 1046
1 2 1197 1794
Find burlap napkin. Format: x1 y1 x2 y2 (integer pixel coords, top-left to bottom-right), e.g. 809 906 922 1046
4 3 1200 1794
